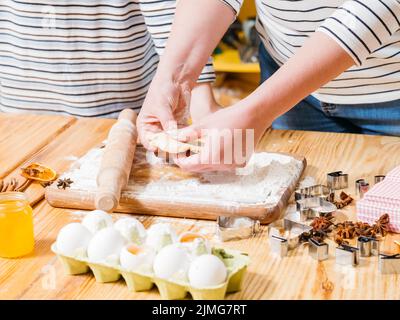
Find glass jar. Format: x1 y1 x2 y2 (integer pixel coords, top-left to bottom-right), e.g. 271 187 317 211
0 192 34 258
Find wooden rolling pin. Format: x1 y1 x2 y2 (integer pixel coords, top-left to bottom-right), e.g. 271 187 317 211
95 109 137 212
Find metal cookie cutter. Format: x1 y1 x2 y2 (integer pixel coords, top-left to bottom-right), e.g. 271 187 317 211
296 196 337 222
379 254 400 274
217 216 261 242
374 175 386 184
270 235 289 258
355 179 366 196
357 236 380 257
294 184 335 203
268 219 312 257
359 182 370 199
309 238 329 261
327 171 349 190
335 244 360 266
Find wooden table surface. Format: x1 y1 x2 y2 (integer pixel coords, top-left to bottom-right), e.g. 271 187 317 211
1 113 400 300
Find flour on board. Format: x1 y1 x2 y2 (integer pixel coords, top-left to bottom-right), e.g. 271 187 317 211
61 147 304 206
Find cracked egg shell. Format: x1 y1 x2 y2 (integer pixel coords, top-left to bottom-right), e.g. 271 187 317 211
82 210 113 234
87 227 126 263
179 232 211 256
153 244 190 281
56 223 92 257
120 244 155 272
114 217 146 244
188 254 227 288
145 223 177 251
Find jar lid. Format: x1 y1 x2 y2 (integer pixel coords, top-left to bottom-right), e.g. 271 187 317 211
0 191 29 202
0 192 30 211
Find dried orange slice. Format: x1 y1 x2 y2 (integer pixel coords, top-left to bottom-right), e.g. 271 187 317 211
20 163 57 182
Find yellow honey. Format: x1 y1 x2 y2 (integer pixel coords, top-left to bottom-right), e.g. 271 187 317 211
0 192 34 258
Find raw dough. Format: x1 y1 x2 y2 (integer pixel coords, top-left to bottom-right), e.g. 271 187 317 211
149 132 202 154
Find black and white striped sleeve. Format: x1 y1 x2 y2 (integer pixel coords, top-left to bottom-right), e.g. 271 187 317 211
218 0 244 16
139 0 215 83
317 0 400 66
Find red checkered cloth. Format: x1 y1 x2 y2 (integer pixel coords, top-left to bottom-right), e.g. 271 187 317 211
363 181 400 205
356 165 400 233
357 200 400 233
387 165 400 179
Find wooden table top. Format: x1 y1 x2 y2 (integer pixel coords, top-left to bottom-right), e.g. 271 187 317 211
1 113 400 300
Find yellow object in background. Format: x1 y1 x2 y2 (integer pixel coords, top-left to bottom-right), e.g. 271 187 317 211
238 0 256 22
213 46 260 73
213 0 259 73
0 192 34 258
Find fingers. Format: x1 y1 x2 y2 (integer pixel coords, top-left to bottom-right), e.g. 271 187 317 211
137 127 158 151
137 114 161 151
138 109 177 150
173 129 251 172
158 107 178 132
174 153 207 172
176 125 202 142
173 142 237 173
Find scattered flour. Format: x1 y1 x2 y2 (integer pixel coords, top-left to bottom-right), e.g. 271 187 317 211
298 176 317 189
61 147 304 206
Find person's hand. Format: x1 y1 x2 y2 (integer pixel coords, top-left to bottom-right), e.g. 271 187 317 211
174 103 271 172
137 73 191 151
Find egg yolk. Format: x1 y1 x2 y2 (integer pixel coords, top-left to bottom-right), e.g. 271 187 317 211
127 244 142 255
180 233 204 243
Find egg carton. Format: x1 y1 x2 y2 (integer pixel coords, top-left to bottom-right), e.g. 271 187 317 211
52 244 249 300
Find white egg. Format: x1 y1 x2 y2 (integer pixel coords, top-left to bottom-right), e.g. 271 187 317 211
114 217 146 244
145 223 177 251
87 227 126 263
153 244 190 281
188 254 227 288
56 223 92 257
120 244 155 273
81 210 113 234
179 232 211 257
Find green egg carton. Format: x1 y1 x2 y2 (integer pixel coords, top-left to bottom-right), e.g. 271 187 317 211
51 244 249 300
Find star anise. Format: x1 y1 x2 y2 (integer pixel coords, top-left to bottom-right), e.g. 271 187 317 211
333 214 390 244
335 221 356 239
300 230 328 243
40 181 54 188
334 191 353 209
303 214 390 248
311 214 334 233
57 178 73 190
334 234 350 246
353 221 372 237
372 214 390 236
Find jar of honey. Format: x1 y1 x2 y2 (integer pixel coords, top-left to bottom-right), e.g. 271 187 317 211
0 192 34 258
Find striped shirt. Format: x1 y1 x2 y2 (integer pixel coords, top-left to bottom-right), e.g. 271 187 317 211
0 0 215 117
222 0 400 104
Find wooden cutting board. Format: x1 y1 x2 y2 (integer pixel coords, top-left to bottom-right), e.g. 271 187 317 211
45 146 306 224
